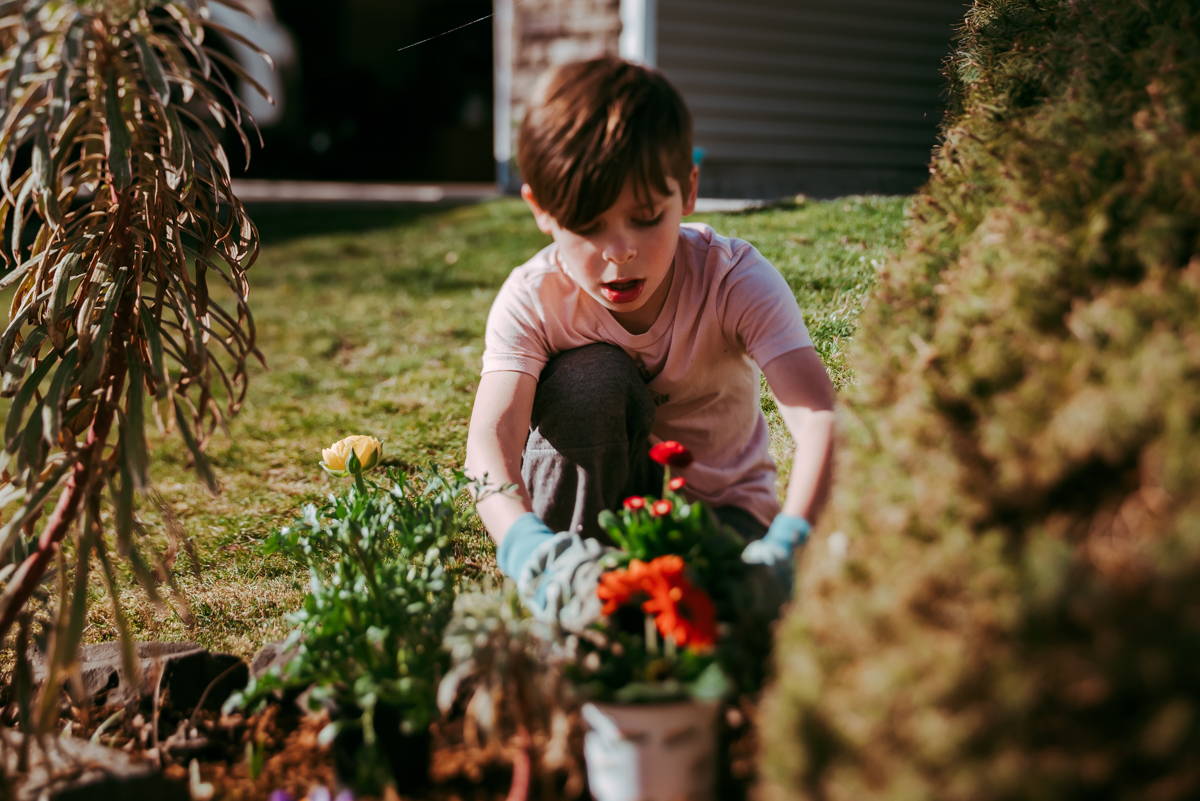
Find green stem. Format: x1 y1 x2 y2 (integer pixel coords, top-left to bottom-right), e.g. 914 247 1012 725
645 613 659 656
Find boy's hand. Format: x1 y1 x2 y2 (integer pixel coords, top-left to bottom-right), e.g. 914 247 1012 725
740 514 810 611
498 514 615 630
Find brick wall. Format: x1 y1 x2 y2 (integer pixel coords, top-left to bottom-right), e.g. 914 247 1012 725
496 0 623 188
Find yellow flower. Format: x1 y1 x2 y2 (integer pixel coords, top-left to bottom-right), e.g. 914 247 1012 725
320 435 383 476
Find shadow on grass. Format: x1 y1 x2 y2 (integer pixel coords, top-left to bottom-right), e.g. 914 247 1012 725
247 201 479 248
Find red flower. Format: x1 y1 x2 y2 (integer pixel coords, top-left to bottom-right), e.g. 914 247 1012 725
623 496 646 511
668 476 686 491
649 440 693 468
651 499 673 517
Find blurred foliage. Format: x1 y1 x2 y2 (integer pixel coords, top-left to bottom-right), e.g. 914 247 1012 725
439 582 581 790
762 1 1200 799
0 0 261 729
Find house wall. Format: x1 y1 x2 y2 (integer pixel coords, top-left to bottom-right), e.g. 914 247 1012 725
498 0 965 198
494 0 622 190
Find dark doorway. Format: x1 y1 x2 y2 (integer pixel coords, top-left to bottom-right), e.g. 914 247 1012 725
237 0 493 182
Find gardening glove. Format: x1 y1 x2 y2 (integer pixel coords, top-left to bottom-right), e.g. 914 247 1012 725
740 514 810 614
498 514 616 632
496 513 556 580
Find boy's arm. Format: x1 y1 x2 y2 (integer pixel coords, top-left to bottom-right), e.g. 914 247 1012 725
464 370 538 543
761 346 836 524
465 370 614 627
739 346 834 609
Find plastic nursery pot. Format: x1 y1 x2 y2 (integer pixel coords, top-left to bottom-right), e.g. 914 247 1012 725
330 701 432 795
581 699 720 801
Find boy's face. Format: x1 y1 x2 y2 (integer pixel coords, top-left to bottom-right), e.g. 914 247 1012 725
522 166 699 331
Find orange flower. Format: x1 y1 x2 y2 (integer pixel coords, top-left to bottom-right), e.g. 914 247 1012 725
598 555 717 650
640 556 717 649
623 496 646 510
597 559 650 616
668 476 686 491
650 499 673 517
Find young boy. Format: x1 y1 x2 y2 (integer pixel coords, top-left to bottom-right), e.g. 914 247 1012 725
465 56 835 625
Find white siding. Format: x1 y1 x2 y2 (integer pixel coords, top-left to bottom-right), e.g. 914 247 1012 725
655 0 967 197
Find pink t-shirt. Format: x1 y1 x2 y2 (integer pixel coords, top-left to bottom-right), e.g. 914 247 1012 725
482 222 813 526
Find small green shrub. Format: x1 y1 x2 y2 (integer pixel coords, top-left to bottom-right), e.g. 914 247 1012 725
762 1 1200 799
229 468 471 792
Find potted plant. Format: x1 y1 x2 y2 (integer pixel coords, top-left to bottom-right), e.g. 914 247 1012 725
569 442 748 801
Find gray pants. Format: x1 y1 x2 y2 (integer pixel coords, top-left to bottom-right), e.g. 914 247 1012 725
521 344 766 544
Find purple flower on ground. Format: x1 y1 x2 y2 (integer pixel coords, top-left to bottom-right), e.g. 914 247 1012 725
306 788 333 801
334 791 355 801
267 791 294 801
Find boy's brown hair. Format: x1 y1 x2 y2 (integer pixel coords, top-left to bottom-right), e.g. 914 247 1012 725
517 56 693 231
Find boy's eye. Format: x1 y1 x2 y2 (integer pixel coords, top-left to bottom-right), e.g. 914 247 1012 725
634 212 664 227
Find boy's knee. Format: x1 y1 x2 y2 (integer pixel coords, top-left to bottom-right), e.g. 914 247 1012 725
531 344 652 444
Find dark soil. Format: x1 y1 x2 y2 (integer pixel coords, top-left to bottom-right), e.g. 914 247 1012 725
16 692 758 800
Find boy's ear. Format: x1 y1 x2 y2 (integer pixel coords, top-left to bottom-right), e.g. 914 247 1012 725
682 165 700 216
521 184 557 235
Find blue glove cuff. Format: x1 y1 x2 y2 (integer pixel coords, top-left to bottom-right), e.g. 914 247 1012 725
497 513 555 579
765 514 811 552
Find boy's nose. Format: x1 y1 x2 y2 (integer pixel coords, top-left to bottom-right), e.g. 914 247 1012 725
603 241 637 264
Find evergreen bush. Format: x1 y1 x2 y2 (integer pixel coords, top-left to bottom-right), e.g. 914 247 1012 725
761 2 1200 799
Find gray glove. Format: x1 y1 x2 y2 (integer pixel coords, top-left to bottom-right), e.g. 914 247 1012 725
517 531 617 632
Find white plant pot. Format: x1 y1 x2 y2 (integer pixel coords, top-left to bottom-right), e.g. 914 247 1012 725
581 699 719 801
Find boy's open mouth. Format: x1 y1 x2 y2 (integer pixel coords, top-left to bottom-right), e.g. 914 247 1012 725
600 279 644 304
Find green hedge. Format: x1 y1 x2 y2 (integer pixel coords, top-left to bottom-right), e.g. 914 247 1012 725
761 2 1200 799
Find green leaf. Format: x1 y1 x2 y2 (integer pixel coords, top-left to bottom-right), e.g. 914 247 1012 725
18 406 46 477
104 70 132 190
47 250 83 349
122 357 150 489
9 172 34 257
689 661 732 701
173 398 218 492
113 446 135 540
31 124 60 227
0 459 71 566
77 300 115 394
40 351 77 448
59 513 99 678
2 328 47 396
94 538 141 692
4 353 56 450
134 37 171 106
3 35 37 105
139 300 168 397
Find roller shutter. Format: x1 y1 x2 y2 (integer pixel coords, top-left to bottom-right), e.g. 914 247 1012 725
654 0 966 197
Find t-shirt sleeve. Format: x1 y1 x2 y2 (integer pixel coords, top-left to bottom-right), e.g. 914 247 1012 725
481 272 551 377
718 242 813 367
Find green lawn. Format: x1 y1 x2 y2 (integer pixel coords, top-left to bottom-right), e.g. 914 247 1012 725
83 195 910 659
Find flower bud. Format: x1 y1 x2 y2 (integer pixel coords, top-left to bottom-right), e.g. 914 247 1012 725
649 440 693 467
320 435 383 476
